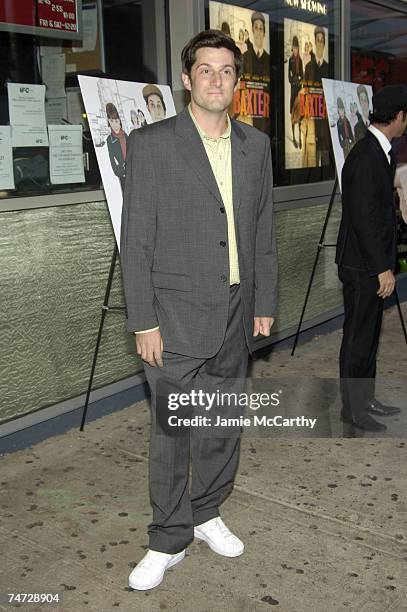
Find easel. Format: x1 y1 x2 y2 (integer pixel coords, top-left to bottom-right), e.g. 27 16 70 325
291 177 407 355
79 245 126 431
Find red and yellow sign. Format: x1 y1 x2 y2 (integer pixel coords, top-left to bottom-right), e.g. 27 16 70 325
0 0 80 38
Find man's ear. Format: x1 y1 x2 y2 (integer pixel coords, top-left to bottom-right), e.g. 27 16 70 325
181 72 192 92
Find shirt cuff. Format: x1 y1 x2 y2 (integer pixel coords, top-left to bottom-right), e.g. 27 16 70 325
133 326 160 335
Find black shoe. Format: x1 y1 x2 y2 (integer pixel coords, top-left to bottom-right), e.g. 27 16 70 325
367 399 401 416
341 412 387 431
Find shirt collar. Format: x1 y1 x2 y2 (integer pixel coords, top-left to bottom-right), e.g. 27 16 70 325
368 125 392 162
254 45 264 58
188 104 231 140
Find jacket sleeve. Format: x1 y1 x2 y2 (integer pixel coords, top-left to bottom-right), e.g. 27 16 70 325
346 153 392 275
120 131 159 332
254 136 278 317
288 59 293 85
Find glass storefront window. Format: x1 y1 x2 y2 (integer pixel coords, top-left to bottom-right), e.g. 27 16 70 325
351 0 407 91
205 0 341 187
0 0 168 200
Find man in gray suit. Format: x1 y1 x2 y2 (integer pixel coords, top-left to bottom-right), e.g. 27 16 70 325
121 29 278 591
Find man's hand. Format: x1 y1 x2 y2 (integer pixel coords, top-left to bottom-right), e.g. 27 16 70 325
253 317 275 337
377 270 395 299
135 329 163 367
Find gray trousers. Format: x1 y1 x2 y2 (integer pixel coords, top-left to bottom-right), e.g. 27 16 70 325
143 285 249 554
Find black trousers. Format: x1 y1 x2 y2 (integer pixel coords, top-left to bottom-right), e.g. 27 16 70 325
338 266 384 420
143 286 249 554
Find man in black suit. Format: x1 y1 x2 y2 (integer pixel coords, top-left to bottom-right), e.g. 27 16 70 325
304 26 329 84
336 85 407 431
242 11 270 133
353 84 371 142
242 11 269 79
304 26 330 166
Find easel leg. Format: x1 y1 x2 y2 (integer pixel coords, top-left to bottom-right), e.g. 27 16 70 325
394 287 407 344
291 178 338 356
80 245 119 431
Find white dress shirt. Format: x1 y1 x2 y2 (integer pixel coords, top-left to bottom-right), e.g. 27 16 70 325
368 125 392 164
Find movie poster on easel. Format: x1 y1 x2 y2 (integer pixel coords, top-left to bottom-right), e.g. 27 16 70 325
78 76 176 246
209 1 271 135
322 78 373 191
284 19 329 170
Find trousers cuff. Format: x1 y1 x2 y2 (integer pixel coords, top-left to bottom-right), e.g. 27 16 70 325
193 507 220 527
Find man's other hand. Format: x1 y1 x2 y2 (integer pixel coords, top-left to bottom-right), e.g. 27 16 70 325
135 329 163 367
253 317 275 337
377 270 395 299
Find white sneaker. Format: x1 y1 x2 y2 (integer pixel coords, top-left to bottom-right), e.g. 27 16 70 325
194 517 244 557
128 549 185 590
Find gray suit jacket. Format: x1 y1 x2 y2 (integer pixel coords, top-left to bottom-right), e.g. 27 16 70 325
120 107 278 358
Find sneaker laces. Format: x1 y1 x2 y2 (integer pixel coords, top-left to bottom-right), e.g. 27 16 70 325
205 517 235 539
138 551 168 570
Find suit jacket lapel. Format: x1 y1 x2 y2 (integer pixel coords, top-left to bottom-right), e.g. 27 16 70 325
231 120 248 213
174 107 223 205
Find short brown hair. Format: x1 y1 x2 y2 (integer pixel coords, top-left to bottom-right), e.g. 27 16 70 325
356 84 368 101
106 102 119 120
181 29 243 80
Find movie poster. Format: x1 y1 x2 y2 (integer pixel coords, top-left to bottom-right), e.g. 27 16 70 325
284 19 329 170
322 78 373 191
209 1 270 134
78 76 176 246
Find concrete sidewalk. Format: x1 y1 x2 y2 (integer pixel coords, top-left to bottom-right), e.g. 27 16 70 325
0 304 406 612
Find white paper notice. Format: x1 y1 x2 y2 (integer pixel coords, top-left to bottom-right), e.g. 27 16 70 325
46 98 68 124
0 126 15 190
66 88 86 127
8 83 48 147
72 6 98 53
49 125 85 184
41 54 66 99
40 43 62 56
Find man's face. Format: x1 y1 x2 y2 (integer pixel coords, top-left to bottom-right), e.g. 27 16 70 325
252 19 265 50
182 47 237 115
359 92 369 118
147 94 166 122
339 108 345 119
108 117 121 133
395 111 407 137
315 32 325 60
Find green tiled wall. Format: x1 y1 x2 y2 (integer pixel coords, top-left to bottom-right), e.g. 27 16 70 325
0 201 140 424
273 201 342 333
0 199 342 423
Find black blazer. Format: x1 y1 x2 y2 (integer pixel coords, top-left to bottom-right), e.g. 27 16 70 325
336 130 396 276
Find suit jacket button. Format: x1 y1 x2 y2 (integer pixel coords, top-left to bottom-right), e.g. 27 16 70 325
219 207 225 213
220 241 226 247
220 274 227 282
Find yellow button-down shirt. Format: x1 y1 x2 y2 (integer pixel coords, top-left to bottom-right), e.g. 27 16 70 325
188 105 240 286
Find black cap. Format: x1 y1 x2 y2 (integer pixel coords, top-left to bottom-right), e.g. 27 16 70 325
372 84 407 117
